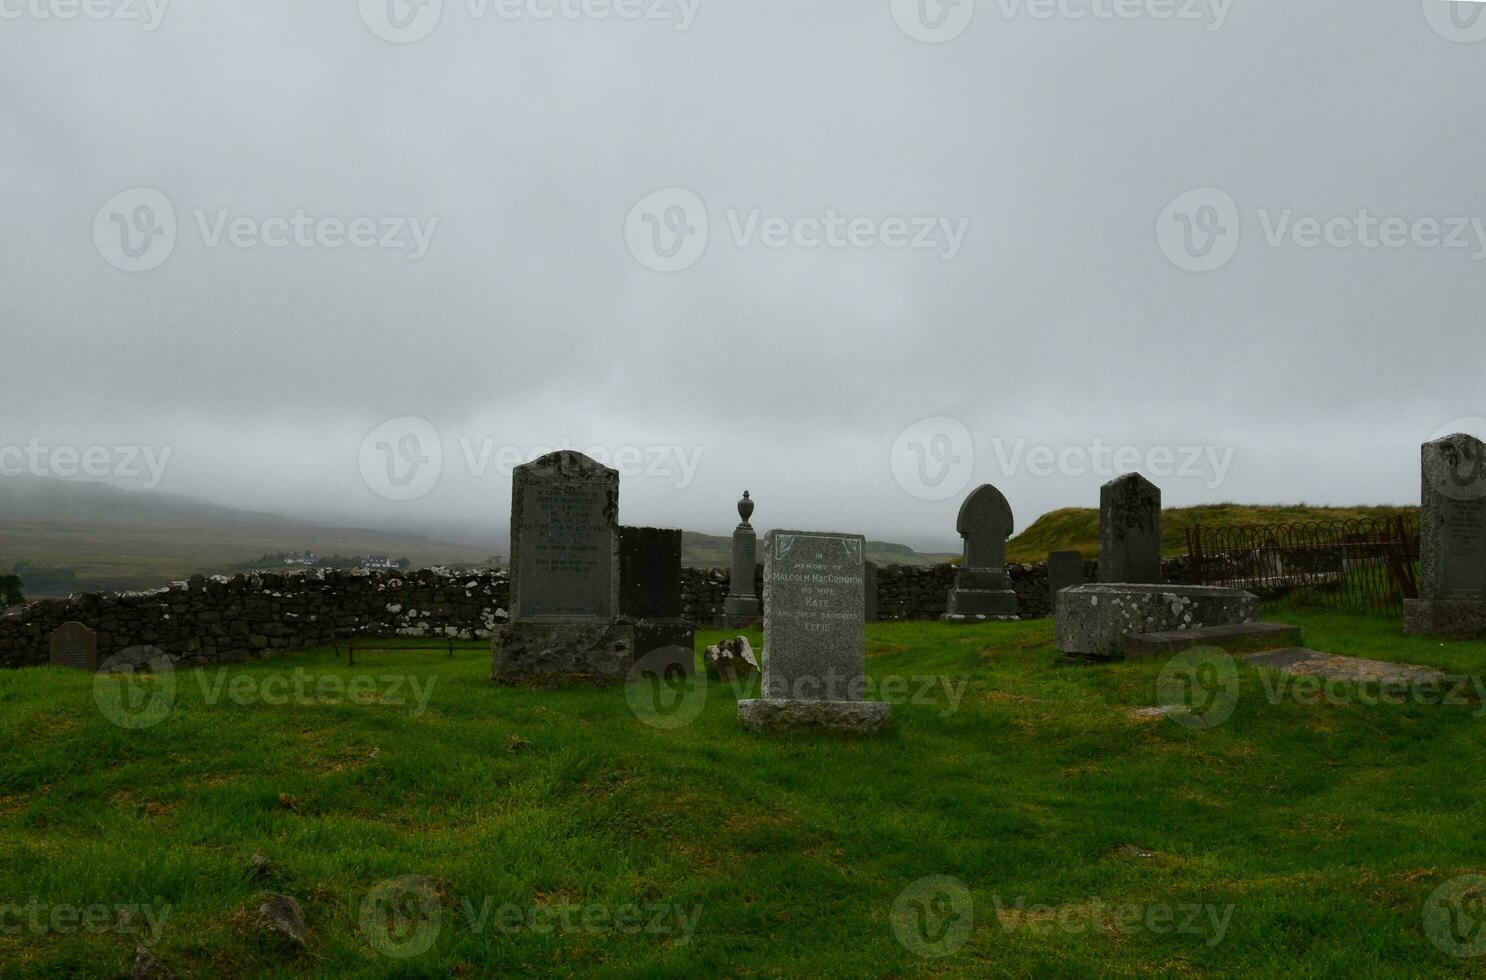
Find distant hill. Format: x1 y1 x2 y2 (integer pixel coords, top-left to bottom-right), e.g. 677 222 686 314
1005 503 1420 563
681 531 956 569
0 476 496 595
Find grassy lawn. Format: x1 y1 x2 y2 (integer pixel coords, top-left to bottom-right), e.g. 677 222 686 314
2 614 1486 977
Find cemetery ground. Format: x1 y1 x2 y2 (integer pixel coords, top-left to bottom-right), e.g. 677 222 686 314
2 615 1485 977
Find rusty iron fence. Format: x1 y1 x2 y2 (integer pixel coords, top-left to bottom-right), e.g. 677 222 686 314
1186 516 1419 616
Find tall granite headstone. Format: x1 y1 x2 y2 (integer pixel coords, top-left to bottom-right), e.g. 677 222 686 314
1048 551 1085 596
493 451 690 683
724 491 762 626
1098 473 1162 584
48 622 98 671
942 484 1019 621
1405 433 1486 637
737 530 891 733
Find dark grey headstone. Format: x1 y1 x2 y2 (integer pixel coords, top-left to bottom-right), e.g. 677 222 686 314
508 451 620 622
724 492 762 624
761 530 867 701
864 561 879 622
1048 551 1084 594
1421 434 1486 597
942 484 1018 620
48 622 97 671
1098 473 1162 584
619 526 683 619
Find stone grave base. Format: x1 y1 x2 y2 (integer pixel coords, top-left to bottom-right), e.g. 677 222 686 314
491 620 694 686
1056 584 1259 660
1403 598 1486 639
723 595 761 628
737 698 892 734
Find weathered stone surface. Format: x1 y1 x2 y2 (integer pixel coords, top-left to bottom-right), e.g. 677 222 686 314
942 485 1019 621
1048 550 1085 596
258 893 308 948
1243 647 1445 687
760 530 867 701
48 622 97 671
736 698 892 734
1406 433 1486 636
130 946 176 980
1099 473 1162 584
619 526 683 620
490 622 639 685
509 451 619 622
1056 583 1259 659
704 636 759 680
1122 621 1300 657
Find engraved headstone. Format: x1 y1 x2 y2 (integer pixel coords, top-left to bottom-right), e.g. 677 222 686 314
1048 550 1085 595
737 530 891 733
723 491 762 626
48 622 98 671
1098 473 1162 584
509 451 619 622
942 484 1019 621
1405 433 1486 637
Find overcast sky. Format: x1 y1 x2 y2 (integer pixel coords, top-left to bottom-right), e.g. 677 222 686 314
2 0 1484 551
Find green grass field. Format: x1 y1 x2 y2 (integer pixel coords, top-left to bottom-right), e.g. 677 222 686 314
3 615 1485 977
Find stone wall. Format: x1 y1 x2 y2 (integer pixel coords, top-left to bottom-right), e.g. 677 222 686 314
1 558 1195 669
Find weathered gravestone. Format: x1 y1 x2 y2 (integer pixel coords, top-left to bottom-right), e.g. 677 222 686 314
1404 433 1486 637
491 451 690 683
737 530 891 733
1098 473 1162 584
48 622 98 671
723 491 762 626
1048 551 1085 596
942 484 1019 621
864 561 879 622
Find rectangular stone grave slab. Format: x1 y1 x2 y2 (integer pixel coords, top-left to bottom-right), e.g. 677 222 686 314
1056 584 1260 660
1122 621 1301 658
737 529 891 733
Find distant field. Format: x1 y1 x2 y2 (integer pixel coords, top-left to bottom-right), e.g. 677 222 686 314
1005 504 1420 564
